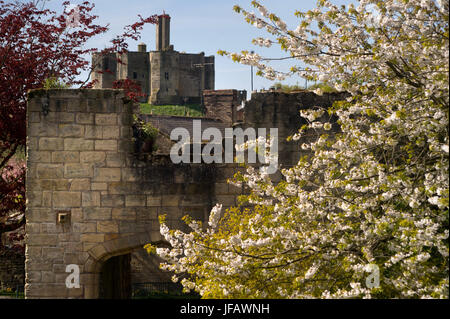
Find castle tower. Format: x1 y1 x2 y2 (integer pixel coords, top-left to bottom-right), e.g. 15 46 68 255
156 14 170 51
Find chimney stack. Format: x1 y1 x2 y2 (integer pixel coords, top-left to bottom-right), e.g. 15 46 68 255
138 42 147 52
156 14 170 51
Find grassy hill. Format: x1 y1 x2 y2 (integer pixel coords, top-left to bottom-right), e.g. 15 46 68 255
140 103 205 117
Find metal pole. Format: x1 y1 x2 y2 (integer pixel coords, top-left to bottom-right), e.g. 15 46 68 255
251 51 254 91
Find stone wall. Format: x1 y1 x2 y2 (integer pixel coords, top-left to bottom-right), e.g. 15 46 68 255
25 89 344 298
203 89 246 124
25 89 241 298
240 90 347 167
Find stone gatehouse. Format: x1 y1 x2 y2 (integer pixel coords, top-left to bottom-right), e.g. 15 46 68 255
25 88 346 298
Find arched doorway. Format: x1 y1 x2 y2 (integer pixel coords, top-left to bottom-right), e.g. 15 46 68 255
99 253 132 299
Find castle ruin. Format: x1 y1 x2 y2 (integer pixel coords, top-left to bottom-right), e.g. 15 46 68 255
91 14 215 105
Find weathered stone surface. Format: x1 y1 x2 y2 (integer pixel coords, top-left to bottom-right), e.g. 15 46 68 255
76 113 94 124
73 222 96 233
161 195 180 207
97 221 119 233
26 208 55 223
83 208 112 221
91 183 107 191
125 195 147 207
28 151 52 163
69 179 90 191
105 153 125 168
95 113 117 125
28 122 58 137
102 126 120 139
52 191 81 208
112 208 136 221
82 192 101 207
52 151 80 163
101 194 125 207
80 151 106 163
26 234 58 246
64 138 94 151
64 163 92 178
93 168 121 182
84 125 103 139
146 196 162 207
94 140 117 151
59 124 84 137
36 164 64 179
80 234 105 243
39 138 64 151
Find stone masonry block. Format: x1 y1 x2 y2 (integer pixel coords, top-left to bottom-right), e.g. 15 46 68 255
69 179 90 191
41 271 56 283
58 124 84 137
95 113 117 125
27 191 42 207
76 113 94 124
28 112 40 123
36 164 64 179
91 183 107 191
80 151 106 163
121 168 138 182
64 163 92 178
125 195 147 207
73 222 96 233
95 140 117 151
51 151 80 163
64 138 94 151
28 151 52 163
26 234 58 246
93 168 121 182
85 125 103 139
39 138 64 151
42 191 52 207
101 194 124 207
83 207 112 220
28 123 58 137
106 153 125 167
40 222 57 235
27 208 54 223
44 112 74 124
147 196 162 207
102 126 120 139
97 221 119 233
42 247 64 260
25 222 41 234
162 195 180 207
112 208 136 221
80 233 105 243
82 192 101 207
87 244 107 260
52 191 81 208
71 208 83 222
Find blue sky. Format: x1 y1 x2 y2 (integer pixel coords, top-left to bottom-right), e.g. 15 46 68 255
47 0 351 95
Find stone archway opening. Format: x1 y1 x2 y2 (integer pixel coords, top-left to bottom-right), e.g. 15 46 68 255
99 253 132 299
